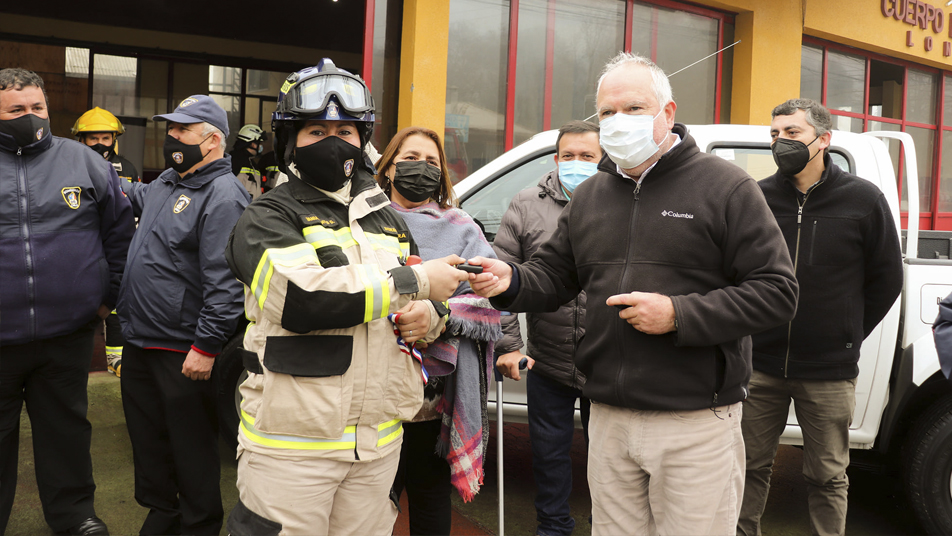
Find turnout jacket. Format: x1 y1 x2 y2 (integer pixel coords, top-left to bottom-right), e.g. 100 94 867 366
117 156 249 355
230 149 262 200
109 152 140 183
492 124 798 411
753 157 903 380
225 171 439 462
493 170 586 389
0 130 134 345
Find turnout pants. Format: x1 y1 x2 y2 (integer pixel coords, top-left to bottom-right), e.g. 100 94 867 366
232 446 401 536
120 345 222 535
738 370 856 536
587 400 744 536
0 324 98 534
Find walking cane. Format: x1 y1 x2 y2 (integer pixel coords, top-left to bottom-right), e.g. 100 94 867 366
493 343 528 536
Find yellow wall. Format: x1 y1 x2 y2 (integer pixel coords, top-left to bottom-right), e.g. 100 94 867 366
694 0 952 125
397 0 451 139
805 0 952 70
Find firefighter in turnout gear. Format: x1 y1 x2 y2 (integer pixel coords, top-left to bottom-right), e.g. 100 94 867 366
230 124 267 200
72 106 141 377
223 59 470 536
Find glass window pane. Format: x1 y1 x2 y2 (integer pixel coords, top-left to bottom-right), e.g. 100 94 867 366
65 47 89 78
800 45 822 102
944 76 952 126
91 53 138 117
868 120 902 207
831 114 864 133
446 0 510 182
653 6 719 124
905 126 934 213
208 65 241 95
827 51 865 114
371 0 401 150
719 22 734 124
245 69 286 97
209 94 241 149
551 0 625 128
907 69 937 125
940 130 952 212
868 59 903 119
460 151 556 241
513 0 547 146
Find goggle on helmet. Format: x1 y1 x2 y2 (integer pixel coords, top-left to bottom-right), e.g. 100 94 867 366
273 59 375 125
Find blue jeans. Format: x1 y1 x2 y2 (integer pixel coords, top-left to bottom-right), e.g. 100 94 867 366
527 370 590 536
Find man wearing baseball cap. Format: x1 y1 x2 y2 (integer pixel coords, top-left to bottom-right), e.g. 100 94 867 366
116 95 249 535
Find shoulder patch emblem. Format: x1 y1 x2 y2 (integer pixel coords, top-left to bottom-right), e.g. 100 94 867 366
61 187 82 209
343 159 354 177
173 194 191 214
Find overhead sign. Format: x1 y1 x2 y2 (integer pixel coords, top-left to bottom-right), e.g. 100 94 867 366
881 0 952 55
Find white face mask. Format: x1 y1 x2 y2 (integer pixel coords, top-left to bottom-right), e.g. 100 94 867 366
599 109 666 170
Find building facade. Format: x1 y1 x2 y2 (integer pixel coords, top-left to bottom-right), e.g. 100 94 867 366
2 0 952 229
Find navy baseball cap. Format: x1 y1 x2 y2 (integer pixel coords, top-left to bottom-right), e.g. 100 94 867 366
153 95 230 137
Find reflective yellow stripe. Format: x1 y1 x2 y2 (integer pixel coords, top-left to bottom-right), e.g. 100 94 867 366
303 226 356 250
364 232 405 257
377 419 402 447
105 346 123 353
251 243 319 309
240 167 260 176
356 265 389 322
239 410 357 450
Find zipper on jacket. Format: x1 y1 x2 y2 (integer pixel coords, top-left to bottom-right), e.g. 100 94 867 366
15 150 37 340
783 188 816 377
614 182 642 402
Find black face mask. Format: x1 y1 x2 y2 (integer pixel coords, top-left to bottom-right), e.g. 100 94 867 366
293 136 362 191
0 113 51 148
88 143 115 160
771 136 820 176
392 160 442 203
163 133 211 174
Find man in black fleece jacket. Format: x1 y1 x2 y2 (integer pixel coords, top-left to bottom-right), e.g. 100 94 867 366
468 53 798 536
738 99 903 536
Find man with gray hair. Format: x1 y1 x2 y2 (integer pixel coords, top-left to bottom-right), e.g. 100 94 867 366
737 99 903 536
116 95 249 535
467 52 798 535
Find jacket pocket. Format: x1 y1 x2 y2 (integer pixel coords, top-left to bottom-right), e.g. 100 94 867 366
255 335 354 439
263 335 353 377
316 245 350 268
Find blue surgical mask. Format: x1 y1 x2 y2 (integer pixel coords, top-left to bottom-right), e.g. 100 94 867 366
557 160 599 193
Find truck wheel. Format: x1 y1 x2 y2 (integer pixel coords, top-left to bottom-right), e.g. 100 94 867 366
903 395 952 535
214 333 247 451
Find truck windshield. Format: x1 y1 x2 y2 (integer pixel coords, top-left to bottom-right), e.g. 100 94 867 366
710 146 852 180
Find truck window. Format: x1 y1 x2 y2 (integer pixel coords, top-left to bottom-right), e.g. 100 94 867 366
710 146 852 180
459 152 556 242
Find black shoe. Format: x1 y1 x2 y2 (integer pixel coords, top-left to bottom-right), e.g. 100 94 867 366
68 517 109 535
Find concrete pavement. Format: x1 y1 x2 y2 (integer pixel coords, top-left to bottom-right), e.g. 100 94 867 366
8 371 929 536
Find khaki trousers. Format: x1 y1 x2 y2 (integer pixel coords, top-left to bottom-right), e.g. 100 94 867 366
234 446 400 536
737 370 856 536
588 401 745 536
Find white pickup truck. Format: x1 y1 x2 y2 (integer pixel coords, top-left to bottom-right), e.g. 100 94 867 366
453 125 952 535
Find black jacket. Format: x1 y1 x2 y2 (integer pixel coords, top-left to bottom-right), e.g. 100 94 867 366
492 125 798 411
753 157 903 380
493 170 586 389
117 156 249 355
